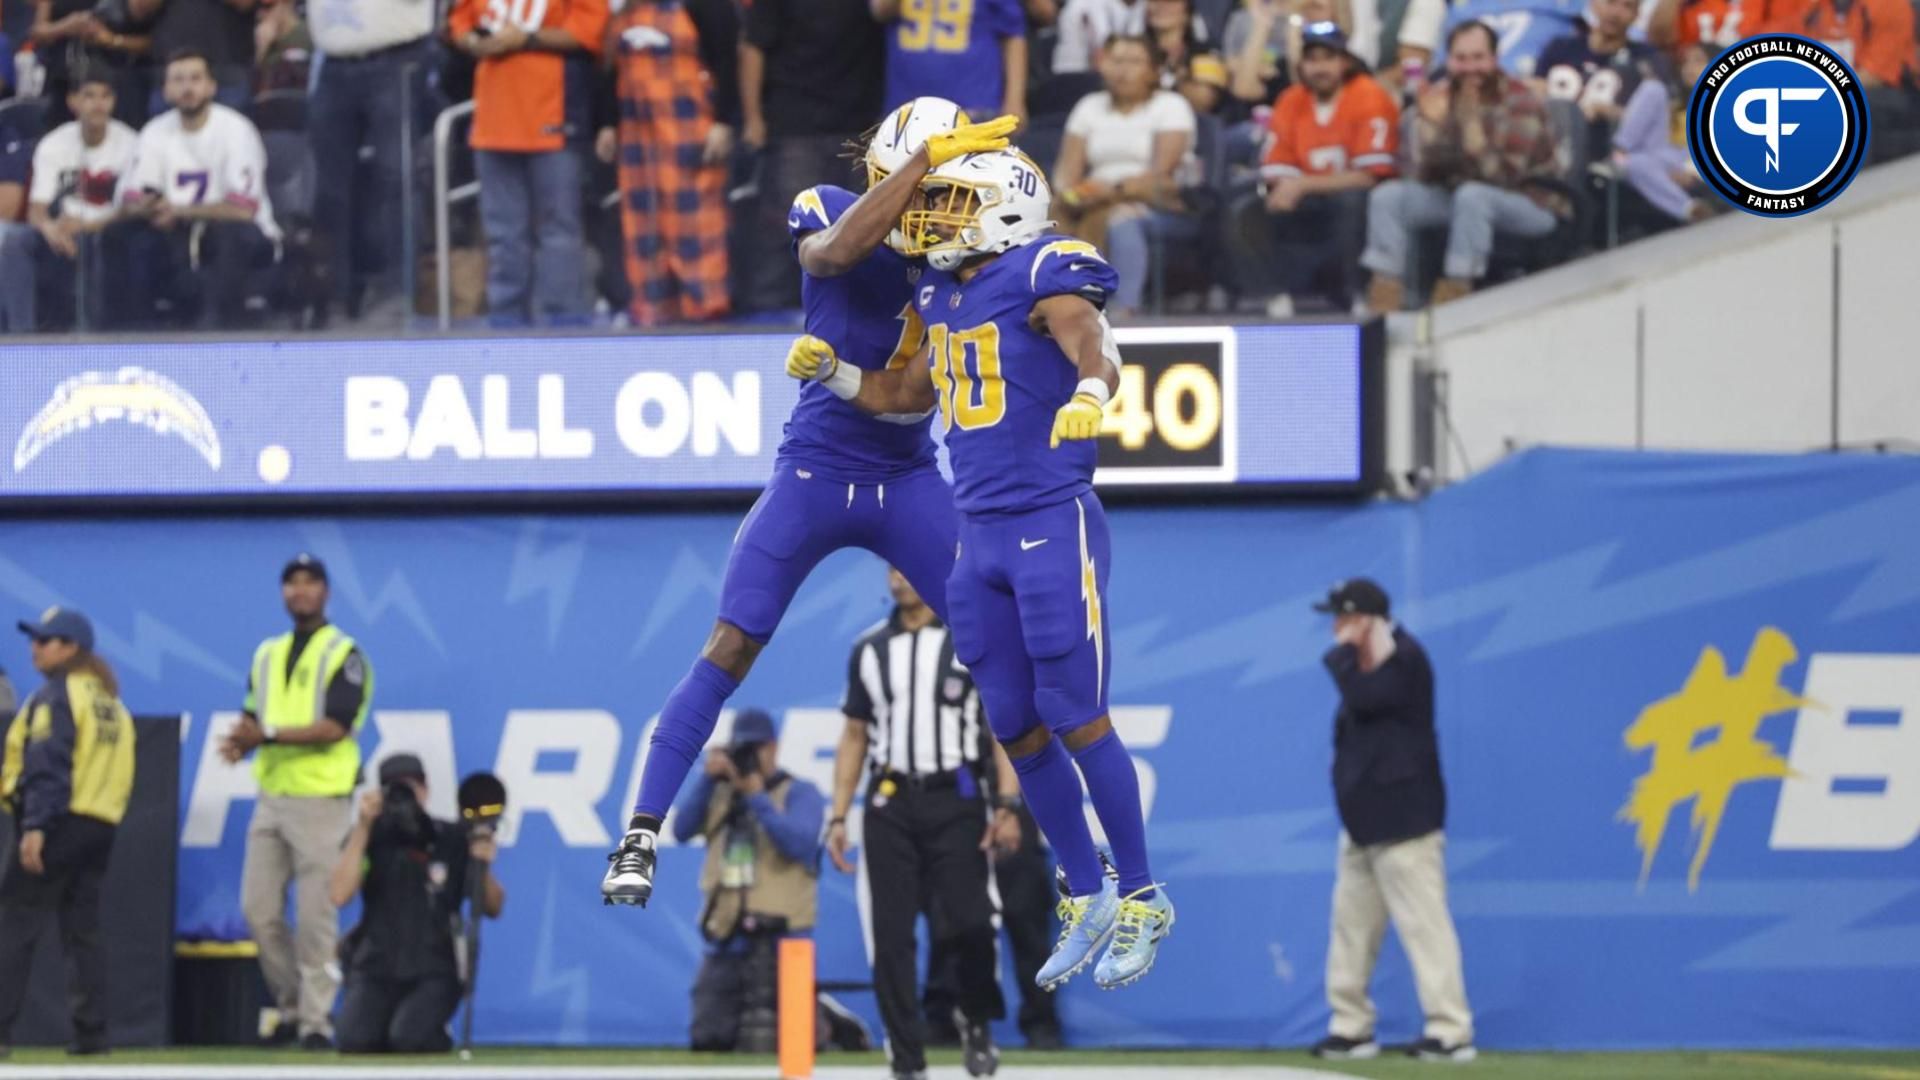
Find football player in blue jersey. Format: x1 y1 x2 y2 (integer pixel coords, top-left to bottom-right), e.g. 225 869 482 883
786 149 1173 991
601 101 1018 909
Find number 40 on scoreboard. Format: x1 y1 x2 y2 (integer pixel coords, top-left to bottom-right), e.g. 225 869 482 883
1095 327 1234 487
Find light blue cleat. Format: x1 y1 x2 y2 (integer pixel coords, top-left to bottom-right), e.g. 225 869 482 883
1093 885 1174 990
1036 880 1120 992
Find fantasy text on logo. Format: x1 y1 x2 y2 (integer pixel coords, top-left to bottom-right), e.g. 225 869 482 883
1620 628 1920 890
1688 34 1870 218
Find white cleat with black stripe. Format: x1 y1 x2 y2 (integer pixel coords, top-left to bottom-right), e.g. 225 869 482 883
601 829 657 907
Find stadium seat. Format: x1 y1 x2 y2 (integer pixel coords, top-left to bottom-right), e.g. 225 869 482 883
0 95 49 143
1030 72 1105 120
251 89 308 134
1021 117 1066 177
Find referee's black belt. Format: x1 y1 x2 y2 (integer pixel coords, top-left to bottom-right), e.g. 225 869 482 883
871 768 971 792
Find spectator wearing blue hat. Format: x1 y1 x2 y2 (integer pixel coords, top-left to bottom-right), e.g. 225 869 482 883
669 707 826 1054
0 606 136 1058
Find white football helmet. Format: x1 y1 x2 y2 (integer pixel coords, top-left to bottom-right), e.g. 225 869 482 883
865 97 973 189
903 148 1055 272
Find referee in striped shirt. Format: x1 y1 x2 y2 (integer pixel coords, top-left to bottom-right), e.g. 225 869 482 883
828 568 1023 1080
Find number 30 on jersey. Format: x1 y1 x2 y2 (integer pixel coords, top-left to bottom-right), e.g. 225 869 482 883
927 323 1006 432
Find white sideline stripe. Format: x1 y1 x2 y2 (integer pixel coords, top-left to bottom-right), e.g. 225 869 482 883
0 1066 1355 1079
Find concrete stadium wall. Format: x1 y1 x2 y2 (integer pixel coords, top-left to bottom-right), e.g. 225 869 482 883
1386 155 1920 483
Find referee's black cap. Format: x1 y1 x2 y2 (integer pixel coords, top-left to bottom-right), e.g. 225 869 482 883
282 553 329 584
1313 578 1390 617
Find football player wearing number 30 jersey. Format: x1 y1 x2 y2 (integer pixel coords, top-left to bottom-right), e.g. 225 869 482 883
787 148 1174 993
601 100 1019 909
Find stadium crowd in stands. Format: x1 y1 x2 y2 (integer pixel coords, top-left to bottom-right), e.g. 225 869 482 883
0 0 1915 332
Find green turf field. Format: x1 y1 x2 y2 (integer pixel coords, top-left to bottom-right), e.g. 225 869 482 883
1 1047 1917 1079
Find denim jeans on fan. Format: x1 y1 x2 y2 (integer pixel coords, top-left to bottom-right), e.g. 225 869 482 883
309 41 437 309
474 147 588 328
0 224 35 332
0 223 143 331
1361 180 1558 282
1105 207 1202 313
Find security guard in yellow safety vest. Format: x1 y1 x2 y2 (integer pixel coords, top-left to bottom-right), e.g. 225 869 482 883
219 554 373 1051
0 607 135 1058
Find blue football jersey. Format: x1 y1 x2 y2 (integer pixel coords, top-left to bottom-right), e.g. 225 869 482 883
883 0 1026 118
913 233 1120 515
1442 0 1587 78
779 185 939 483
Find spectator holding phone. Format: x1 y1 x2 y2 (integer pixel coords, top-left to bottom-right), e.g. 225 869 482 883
119 49 278 328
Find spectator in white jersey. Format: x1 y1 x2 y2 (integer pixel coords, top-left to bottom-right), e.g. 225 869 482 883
120 49 278 328
0 70 139 331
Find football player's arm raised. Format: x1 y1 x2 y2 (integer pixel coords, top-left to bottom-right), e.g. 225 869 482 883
797 115 1021 278
796 151 939 278
786 336 939 415
1033 294 1119 447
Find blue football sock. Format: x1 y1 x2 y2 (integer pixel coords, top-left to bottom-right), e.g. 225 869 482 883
1013 737 1106 896
1071 728 1155 898
632 657 741 820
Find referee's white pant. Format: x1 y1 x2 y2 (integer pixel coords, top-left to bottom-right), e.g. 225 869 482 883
1325 829 1474 1046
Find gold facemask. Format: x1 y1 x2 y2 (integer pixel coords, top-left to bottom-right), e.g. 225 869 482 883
900 178 1000 258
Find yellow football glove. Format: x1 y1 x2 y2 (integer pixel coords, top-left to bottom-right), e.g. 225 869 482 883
925 115 1021 169
1050 393 1106 448
785 335 839 382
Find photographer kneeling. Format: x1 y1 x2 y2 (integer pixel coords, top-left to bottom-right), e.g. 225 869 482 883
670 709 825 1052
329 755 504 1054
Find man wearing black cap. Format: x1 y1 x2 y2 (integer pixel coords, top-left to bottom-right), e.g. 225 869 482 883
1311 578 1474 1063
328 754 504 1054
219 554 374 1050
669 708 826 1053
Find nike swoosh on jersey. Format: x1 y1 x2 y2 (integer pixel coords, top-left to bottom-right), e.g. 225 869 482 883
1020 538 1049 551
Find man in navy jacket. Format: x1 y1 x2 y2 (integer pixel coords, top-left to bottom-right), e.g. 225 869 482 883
1311 579 1475 1064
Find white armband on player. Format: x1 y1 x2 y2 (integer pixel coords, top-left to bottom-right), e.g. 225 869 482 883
1097 312 1122 370
819 357 863 401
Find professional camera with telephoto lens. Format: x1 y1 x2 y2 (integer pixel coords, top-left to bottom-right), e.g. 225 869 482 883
379 775 432 846
730 740 764 778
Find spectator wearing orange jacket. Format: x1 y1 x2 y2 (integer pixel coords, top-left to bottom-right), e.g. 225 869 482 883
1227 21 1398 316
449 0 608 327
1650 0 1805 49
1782 0 1917 161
